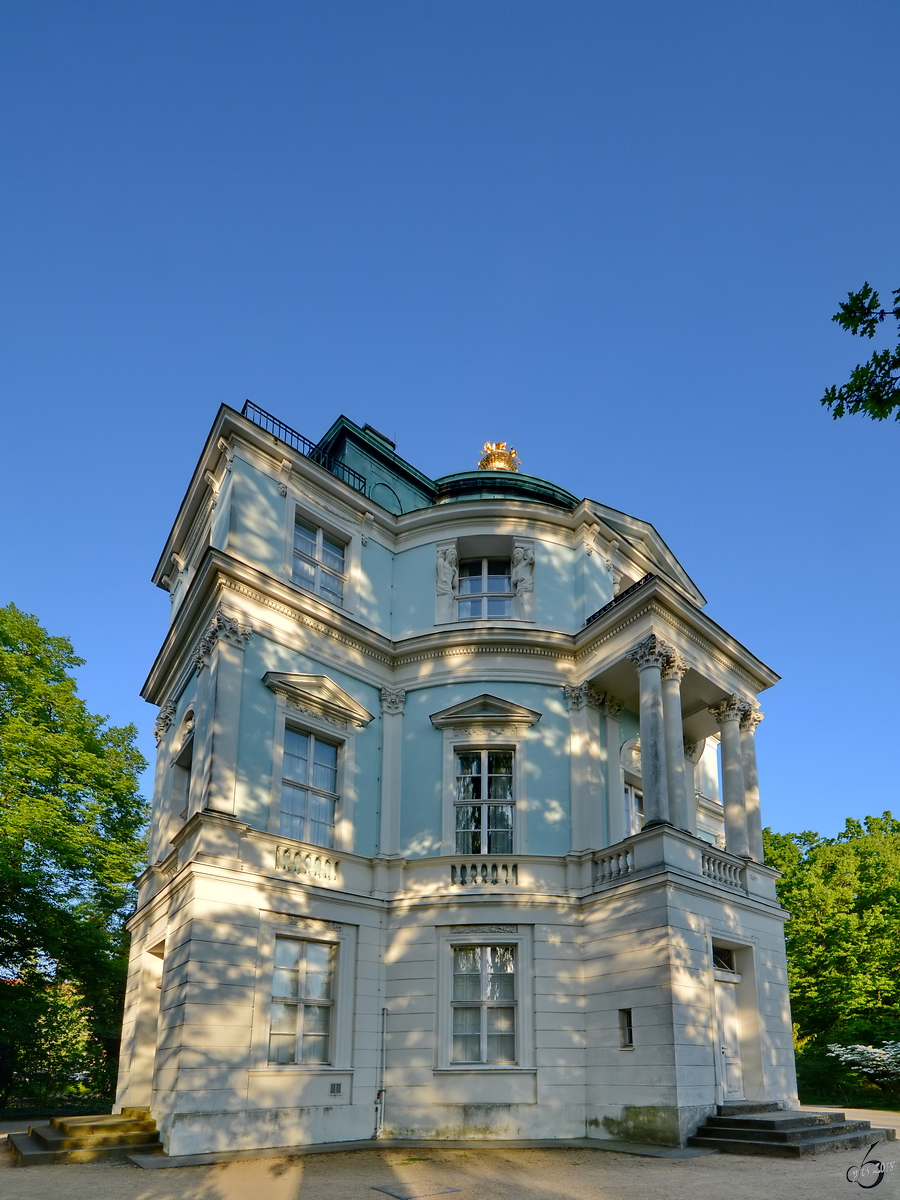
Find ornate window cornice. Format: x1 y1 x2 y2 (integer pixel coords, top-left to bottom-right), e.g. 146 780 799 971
263 671 374 728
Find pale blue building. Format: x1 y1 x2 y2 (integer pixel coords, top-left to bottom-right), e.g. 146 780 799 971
115 401 797 1157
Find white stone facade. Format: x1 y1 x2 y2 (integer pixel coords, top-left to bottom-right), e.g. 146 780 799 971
116 404 798 1155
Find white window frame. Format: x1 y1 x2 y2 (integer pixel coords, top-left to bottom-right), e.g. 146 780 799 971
250 915 357 1077
280 728 340 849
280 496 362 615
456 556 513 622
449 943 518 1065
435 925 534 1072
269 696 358 854
439 726 530 855
267 935 337 1065
453 747 516 857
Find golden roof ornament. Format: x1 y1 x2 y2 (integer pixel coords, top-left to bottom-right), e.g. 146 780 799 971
478 441 521 472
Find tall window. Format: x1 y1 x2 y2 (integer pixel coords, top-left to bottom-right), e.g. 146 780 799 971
455 750 513 855
268 937 334 1064
452 945 516 1064
457 558 512 619
293 517 346 605
281 728 338 848
625 782 643 835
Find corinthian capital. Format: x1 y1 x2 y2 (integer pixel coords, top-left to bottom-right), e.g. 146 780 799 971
740 706 764 734
380 687 406 715
564 683 603 712
626 633 671 672
154 699 177 744
192 610 252 669
709 694 750 725
661 650 689 682
603 694 623 719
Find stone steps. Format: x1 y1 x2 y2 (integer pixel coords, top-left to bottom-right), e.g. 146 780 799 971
689 1103 897 1158
9 1110 163 1166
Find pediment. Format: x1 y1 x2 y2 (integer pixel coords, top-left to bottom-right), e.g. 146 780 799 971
429 693 542 730
263 673 374 728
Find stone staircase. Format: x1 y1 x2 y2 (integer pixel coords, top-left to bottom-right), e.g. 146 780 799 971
688 1101 898 1157
9 1106 163 1165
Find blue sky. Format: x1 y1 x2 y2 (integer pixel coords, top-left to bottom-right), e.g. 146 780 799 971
1 1 898 837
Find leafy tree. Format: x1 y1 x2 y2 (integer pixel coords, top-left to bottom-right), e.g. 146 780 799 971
821 283 900 421
0 603 147 1102
764 813 900 1102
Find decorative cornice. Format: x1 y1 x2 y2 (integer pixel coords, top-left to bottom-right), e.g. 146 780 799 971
626 632 672 672
430 693 542 730
564 682 604 711
740 706 764 734
381 686 406 715
192 610 253 670
709 694 750 726
154 699 177 744
661 650 689 683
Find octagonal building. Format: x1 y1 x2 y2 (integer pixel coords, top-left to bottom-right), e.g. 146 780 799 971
115 402 798 1157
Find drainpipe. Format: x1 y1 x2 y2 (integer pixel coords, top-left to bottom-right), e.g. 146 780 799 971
374 1006 388 1139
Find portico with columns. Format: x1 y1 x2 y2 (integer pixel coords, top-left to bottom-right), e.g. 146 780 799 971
116 402 797 1159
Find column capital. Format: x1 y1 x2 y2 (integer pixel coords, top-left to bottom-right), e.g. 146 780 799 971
603 694 623 719
564 683 604 712
193 610 252 670
380 686 407 715
709 694 750 726
661 650 689 682
740 706 764 734
154 699 177 744
626 633 671 672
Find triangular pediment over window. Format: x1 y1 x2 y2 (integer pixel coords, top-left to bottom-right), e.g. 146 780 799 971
263 673 374 727
429 693 542 730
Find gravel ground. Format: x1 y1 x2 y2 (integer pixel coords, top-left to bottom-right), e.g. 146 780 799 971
3 1139 900 1200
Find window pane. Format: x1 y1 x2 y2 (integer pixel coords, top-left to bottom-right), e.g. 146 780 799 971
268 1002 298 1063
455 805 481 855
321 536 345 573
453 947 482 1000
486 946 515 999
486 560 511 592
487 752 513 800
280 784 308 840
486 596 512 618
294 521 317 558
273 938 302 998
458 560 483 594
312 739 338 793
487 806 513 855
301 1005 331 1063
304 943 334 1000
452 1006 481 1062
486 1007 516 1063
283 730 310 784
457 598 482 619
308 791 335 848
320 569 344 603
293 553 317 588
455 753 482 800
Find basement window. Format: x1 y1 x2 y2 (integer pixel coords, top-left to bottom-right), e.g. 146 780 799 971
619 1008 634 1049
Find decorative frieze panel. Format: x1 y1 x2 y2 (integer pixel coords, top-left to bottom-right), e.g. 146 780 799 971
266 910 343 933
451 925 518 935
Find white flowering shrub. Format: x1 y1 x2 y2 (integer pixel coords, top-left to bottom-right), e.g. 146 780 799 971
828 1042 900 1082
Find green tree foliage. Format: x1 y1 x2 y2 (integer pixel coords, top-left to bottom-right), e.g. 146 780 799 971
0 603 148 1102
763 813 900 1102
821 283 900 421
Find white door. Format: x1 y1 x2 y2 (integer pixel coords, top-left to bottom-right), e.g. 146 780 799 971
715 979 744 1101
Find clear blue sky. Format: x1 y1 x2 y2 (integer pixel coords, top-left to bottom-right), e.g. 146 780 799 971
1 1 898 837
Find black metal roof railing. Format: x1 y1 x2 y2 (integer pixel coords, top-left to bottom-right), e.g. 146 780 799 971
241 401 367 495
584 573 656 627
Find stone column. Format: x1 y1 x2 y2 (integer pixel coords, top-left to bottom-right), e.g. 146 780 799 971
740 707 765 862
710 695 750 858
683 740 706 837
661 651 690 832
626 634 671 827
604 695 626 845
565 683 603 851
379 687 406 856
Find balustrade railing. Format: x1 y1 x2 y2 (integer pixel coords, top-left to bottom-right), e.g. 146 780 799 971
450 861 518 886
701 851 744 889
242 401 367 494
593 847 634 884
275 845 341 883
